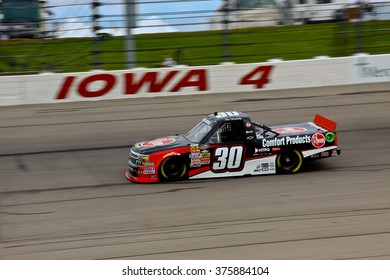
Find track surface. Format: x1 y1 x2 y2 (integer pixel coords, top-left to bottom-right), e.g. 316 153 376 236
1 83 390 260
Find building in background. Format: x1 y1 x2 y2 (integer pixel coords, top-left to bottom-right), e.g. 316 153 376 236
210 0 279 29
0 0 53 39
210 0 388 29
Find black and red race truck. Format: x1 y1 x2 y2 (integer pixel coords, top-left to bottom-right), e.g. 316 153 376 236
125 111 340 183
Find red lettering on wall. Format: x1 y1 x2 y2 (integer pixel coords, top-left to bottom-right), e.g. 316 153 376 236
78 74 116 98
125 71 178 94
239 65 273 89
56 76 76 99
171 69 207 92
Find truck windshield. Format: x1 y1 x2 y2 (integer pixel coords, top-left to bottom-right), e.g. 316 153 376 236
185 120 213 142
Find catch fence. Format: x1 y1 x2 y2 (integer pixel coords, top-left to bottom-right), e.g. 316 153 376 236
0 0 389 74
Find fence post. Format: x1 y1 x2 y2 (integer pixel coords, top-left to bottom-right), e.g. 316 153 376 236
222 0 231 63
355 2 363 54
91 1 102 70
125 0 137 69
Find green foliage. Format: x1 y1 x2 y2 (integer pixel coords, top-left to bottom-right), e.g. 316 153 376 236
0 20 389 73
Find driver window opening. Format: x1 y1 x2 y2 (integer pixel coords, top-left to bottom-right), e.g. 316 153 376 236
209 121 246 144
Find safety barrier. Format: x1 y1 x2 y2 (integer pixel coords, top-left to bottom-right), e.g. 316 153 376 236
0 54 389 106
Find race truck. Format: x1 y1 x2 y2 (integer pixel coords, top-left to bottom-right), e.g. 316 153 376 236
125 111 341 183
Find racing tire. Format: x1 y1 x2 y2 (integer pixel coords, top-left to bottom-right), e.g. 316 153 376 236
276 149 304 174
159 156 187 182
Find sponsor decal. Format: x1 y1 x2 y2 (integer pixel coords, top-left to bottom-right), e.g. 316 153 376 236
353 57 390 81
321 152 329 157
163 152 180 158
311 133 325 148
325 132 335 142
190 144 200 153
255 147 270 153
189 153 200 159
142 162 155 166
200 158 211 165
272 147 281 152
273 127 307 134
200 152 210 158
262 135 311 147
142 138 175 147
332 149 338 156
254 162 274 172
143 167 155 175
254 164 261 172
199 144 209 150
190 158 202 167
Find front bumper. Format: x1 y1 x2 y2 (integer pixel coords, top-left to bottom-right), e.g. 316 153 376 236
125 149 159 183
125 159 159 183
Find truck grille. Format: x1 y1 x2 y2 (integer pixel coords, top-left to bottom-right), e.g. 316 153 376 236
129 150 142 166
128 150 140 178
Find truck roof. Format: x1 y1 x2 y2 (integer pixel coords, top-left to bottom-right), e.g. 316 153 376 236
207 111 250 122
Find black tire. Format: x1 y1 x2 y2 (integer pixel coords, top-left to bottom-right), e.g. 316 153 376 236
159 156 187 181
276 149 304 174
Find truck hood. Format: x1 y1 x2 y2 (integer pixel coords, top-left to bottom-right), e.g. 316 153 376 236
132 135 191 154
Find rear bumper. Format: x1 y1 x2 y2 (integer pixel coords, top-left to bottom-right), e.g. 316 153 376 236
302 146 341 159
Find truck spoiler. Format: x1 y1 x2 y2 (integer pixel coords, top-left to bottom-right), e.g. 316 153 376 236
314 114 337 131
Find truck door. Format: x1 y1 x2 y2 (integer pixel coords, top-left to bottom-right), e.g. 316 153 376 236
209 120 247 173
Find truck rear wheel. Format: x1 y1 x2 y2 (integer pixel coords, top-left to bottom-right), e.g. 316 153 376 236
276 149 303 174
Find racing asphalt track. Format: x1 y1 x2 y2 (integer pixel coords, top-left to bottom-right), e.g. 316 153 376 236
0 82 389 260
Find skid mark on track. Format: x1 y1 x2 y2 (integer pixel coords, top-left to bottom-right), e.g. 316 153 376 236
337 253 390 260
0 186 204 207
0 211 52 216
99 231 390 260
4 229 274 250
0 182 131 195
14 156 29 172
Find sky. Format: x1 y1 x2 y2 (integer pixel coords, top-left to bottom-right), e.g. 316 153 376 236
45 0 222 37
44 0 390 37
